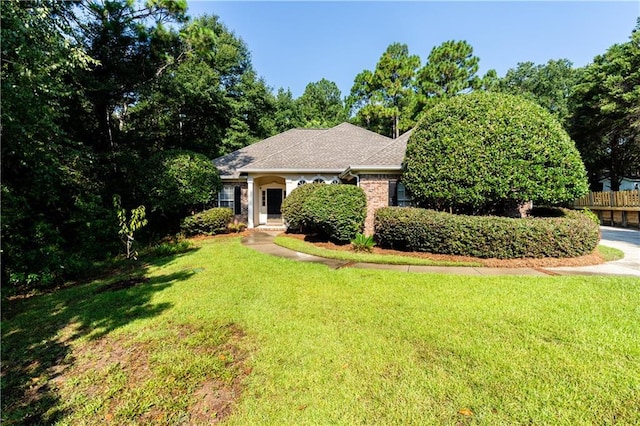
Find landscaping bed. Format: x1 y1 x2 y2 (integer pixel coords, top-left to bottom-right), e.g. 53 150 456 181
280 233 616 268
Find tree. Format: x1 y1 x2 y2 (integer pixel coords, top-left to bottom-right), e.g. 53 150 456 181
272 88 304 132
348 43 420 138
298 79 347 128
568 22 640 190
1 0 113 288
126 14 275 158
141 150 221 221
403 92 589 215
417 40 481 99
67 0 187 155
500 59 580 126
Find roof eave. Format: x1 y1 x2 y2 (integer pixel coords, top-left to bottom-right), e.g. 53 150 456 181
339 165 403 178
239 168 345 174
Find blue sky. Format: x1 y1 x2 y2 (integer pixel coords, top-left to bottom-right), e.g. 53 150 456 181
186 1 639 98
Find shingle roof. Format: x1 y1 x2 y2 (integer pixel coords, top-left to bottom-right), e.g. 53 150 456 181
356 129 412 167
214 123 402 178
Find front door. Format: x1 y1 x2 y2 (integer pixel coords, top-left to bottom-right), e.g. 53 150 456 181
266 188 283 219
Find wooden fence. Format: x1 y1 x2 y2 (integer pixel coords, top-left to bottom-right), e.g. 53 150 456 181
573 190 640 228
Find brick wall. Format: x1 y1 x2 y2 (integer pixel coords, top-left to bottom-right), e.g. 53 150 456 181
359 174 400 234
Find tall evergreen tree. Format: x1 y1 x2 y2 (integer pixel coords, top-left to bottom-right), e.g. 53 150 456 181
348 43 420 138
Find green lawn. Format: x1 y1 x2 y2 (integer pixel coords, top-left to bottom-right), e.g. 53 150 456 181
274 234 483 266
2 237 639 424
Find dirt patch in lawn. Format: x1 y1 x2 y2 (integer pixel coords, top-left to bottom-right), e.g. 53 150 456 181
49 322 250 424
285 233 606 268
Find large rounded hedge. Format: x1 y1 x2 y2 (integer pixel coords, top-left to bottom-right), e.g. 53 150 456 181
403 92 589 214
281 183 324 232
282 184 367 242
374 207 599 259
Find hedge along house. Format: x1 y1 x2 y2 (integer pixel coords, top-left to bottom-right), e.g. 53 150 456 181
214 123 413 233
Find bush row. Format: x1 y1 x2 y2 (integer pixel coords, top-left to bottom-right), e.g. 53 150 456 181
180 208 234 236
282 184 367 242
374 207 599 258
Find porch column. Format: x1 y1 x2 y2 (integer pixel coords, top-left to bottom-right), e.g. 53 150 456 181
247 176 254 228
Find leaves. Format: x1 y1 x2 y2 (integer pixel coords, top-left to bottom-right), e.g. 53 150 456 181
403 92 589 214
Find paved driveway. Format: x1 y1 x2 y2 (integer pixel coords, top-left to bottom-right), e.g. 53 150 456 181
548 226 640 277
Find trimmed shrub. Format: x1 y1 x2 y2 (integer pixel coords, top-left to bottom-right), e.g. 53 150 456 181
374 207 599 258
403 92 589 214
281 183 324 232
302 184 367 242
180 208 233 236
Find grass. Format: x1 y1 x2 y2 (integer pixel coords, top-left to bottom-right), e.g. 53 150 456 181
2 236 639 424
598 244 625 262
274 234 483 267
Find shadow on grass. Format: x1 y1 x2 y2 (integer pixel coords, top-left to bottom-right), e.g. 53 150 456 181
1 257 195 424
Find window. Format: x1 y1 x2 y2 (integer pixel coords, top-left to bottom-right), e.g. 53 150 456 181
313 178 325 184
397 183 413 207
217 186 234 209
388 181 413 207
298 179 307 186
330 178 340 185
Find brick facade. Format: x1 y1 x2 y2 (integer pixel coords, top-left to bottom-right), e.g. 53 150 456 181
359 174 401 234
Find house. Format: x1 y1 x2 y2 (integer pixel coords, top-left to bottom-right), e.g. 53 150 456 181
598 175 640 192
214 122 412 233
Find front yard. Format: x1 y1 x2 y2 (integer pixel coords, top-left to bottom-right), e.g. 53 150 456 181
2 236 639 424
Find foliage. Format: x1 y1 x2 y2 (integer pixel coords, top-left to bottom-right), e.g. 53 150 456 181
348 43 420 138
351 233 376 253
142 150 221 218
272 87 304 132
374 207 600 258
281 183 325 232
568 21 640 190
227 222 248 233
180 208 233 236
145 238 192 258
418 40 482 99
113 195 148 259
0 1 105 289
126 14 276 159
403 92 589 214
302 184 367 242
499 59 581 126
298 78 348 128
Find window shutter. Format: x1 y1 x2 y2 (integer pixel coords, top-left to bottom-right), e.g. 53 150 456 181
388 180 398 206
234 185 241 215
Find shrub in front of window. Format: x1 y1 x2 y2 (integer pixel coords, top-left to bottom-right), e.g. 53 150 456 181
402 92 589 215
302 184 367 242
374 207 599 258
281 183 324 232
180 208 233 236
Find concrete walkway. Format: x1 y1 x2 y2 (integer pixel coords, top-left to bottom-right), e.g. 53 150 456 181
547 226 640 277
242 228 639 277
